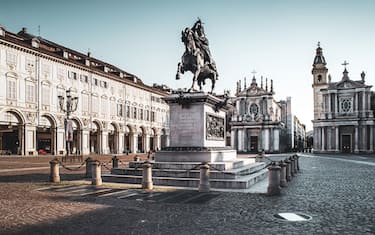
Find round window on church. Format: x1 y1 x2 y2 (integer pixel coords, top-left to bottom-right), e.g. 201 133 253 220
340 98 352 113
250 103 259 116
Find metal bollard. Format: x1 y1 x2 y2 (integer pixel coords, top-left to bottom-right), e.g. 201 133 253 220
285 159 292 181
85 157 93 178
91 160 102 186
112 156 119 168
142 160 153 190
279 161 287 187
199 162 210 192
49 158 60 183
267 164 281 196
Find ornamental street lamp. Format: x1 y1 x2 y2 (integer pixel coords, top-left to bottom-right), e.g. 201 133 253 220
58 89 78 156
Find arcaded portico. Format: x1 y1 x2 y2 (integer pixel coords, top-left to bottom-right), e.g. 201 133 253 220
0 26 170 155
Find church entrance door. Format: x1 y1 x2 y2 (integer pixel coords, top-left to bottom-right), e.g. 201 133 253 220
341 135 351 153
250 136 258 153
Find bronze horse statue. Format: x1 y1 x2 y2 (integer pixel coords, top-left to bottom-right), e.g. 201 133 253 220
176 27 218 93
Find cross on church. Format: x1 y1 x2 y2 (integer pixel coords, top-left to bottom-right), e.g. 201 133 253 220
251 69 257 77
342 60 349 69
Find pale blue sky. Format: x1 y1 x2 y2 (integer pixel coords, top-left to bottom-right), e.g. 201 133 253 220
1 0 375 131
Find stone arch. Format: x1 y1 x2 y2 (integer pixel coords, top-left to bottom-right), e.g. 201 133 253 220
69 116 83 155
36 113 58 155
90 119 102 154
0 109 26 155
108 122 119 154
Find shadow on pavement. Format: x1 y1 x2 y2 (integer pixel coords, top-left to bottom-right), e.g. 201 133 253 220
0 173 86 183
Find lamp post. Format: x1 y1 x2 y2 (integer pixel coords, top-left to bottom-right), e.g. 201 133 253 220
58 89 78 156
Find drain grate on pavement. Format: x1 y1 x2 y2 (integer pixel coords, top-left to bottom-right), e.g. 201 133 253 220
274 212 312 222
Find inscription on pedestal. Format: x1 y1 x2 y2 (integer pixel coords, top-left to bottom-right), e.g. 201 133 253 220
206 114 225 140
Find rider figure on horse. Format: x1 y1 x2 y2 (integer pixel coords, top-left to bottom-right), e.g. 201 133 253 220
191 19 218 79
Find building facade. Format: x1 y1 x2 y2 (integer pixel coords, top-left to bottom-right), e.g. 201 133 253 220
230 76 290 153
0 26 170 156
312 44 374 153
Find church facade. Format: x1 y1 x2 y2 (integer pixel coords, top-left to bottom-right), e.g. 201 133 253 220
0 25 170 156
312 44 374 153
230 76 305 153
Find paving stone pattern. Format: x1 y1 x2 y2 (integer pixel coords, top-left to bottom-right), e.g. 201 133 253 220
0 155 374 234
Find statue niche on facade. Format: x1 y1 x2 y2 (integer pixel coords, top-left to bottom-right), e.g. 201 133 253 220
176 19 218 93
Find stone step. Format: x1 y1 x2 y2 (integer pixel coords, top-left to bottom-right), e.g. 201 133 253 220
111 162 266 179
128 158 255 171
102 168 268 190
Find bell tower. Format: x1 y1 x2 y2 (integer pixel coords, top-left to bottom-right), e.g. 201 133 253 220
312 42 329 120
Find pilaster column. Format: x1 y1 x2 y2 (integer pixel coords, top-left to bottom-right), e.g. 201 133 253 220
270 128 274 152
237 129 243 151
362 126 366 151
327 93 331 118
362 92 366 117
321 127 325 151
335 127 339 152
334 93 338 115
231 129 236 149
355 93 358 114
24 125 37 155
144 134 150 153
101 131 109 154
327 127 332 151
370 126 373 152
81 129 90 155
130 132 137 154
354 127 359 153
118 131 124 154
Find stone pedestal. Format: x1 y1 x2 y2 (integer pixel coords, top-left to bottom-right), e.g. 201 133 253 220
155 92 236 163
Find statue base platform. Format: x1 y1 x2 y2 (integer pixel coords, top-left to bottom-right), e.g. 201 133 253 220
155 147 236 162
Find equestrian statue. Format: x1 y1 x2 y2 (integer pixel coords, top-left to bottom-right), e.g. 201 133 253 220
176 19 218 93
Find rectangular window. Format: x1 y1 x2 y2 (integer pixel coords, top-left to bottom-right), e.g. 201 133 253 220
6 79 16 100
133 107 137 119
151 111 155 122
139 108 143 120
117 104 124 117
80 74 88 83
146 110 150 121
82 94 89 112
126 105 130 118
92 96 99 113
26 83 35 103
68 71 77 80
94 78 98 86
6 51 17 65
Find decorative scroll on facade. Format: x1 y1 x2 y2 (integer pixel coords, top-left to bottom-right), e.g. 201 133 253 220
206 114 225 140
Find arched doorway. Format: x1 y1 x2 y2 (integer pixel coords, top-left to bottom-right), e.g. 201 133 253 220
36 115 56 155
0 111 23 155
108 123 118 154
124 125 130 153
90 121 101 154
137 127 145 153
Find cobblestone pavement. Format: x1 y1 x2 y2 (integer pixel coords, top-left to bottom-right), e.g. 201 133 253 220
0 154 374 235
